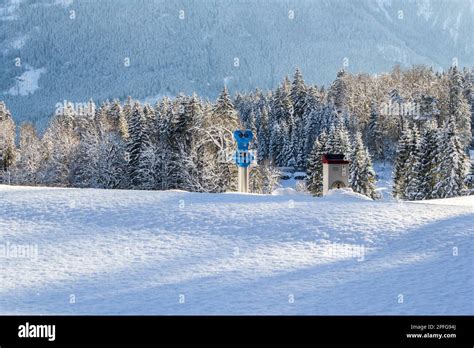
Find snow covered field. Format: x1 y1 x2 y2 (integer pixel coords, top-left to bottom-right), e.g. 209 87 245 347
0 185 472 315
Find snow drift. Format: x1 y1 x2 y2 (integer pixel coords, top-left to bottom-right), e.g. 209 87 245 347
0 185 472 315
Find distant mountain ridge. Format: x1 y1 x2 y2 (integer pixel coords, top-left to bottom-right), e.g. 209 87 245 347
1 0 473 126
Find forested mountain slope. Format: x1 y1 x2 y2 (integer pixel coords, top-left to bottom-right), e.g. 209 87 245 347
1 0 473 125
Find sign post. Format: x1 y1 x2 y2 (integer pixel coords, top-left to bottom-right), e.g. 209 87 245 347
238 166 248 193
233 130 255 193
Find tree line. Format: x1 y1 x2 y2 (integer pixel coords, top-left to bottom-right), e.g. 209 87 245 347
0 65 472 199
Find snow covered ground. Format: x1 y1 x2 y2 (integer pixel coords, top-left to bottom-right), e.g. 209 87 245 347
7 65 46 97
0 185 472 315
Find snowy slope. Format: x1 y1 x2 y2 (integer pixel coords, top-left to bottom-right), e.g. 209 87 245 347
0 185 472 315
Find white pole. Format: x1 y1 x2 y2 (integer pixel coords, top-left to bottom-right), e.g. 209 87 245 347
238 167 248 193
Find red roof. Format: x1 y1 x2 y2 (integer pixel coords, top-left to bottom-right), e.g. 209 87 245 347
322 154 350 164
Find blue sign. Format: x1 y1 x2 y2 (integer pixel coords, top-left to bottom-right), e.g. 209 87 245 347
233 129 253 151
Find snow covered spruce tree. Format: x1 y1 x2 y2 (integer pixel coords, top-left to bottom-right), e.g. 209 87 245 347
462 68 474 149
206 86 240 192
281 122 295 167
73 115 102 188
269 78 294 166
366 102 384 161
175 94 207 191
349 131 378 199
127 101 152 189
154 97 177 191
448 66 472 149
404 125 421 200
255 105 270 164
415 124 440 200
328 69 347 114
303 86 323 157
0 102 17 182
73 102 128 189
306 130 328 196
152 95 206 192
392 121 412 200
290 68 308 167
37 102 79 186
268 122 284 166
326 115 351 156
13 122 41 185
107 100 129 187
109 99 129 139
162 95 190 190
433 115 470 198
392 115 469 201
